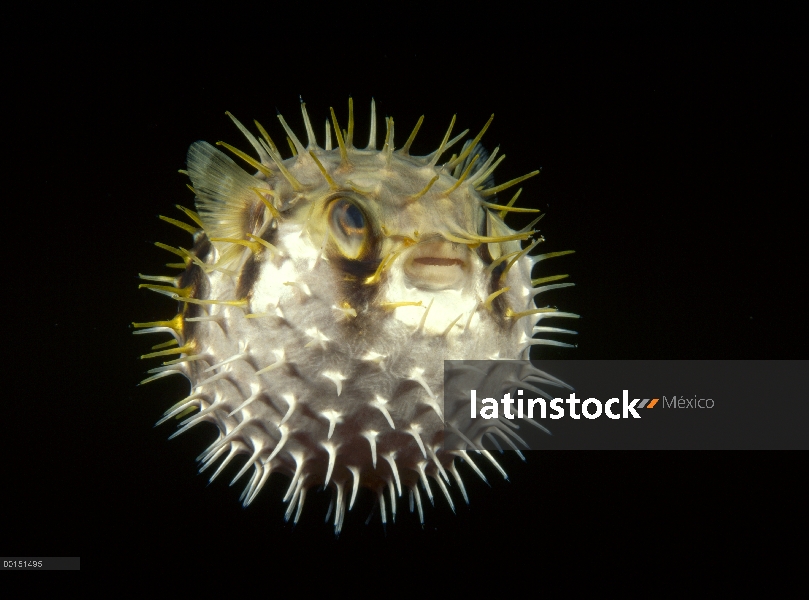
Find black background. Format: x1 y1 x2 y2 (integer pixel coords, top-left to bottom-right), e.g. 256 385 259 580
7 3 805 575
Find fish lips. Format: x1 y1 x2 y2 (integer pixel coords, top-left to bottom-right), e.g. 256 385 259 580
403 240 469 290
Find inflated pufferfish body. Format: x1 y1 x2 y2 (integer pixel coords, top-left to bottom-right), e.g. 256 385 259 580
136 99 576 532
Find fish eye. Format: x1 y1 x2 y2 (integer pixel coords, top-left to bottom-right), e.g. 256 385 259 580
329 198 368 259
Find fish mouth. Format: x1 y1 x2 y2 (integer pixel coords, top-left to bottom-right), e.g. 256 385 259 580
404 240 469 290
413 256 464 267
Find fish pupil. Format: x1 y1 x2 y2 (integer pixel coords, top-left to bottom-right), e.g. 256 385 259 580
339 202 364 233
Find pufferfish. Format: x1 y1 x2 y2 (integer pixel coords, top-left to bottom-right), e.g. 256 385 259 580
135 98 577 533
